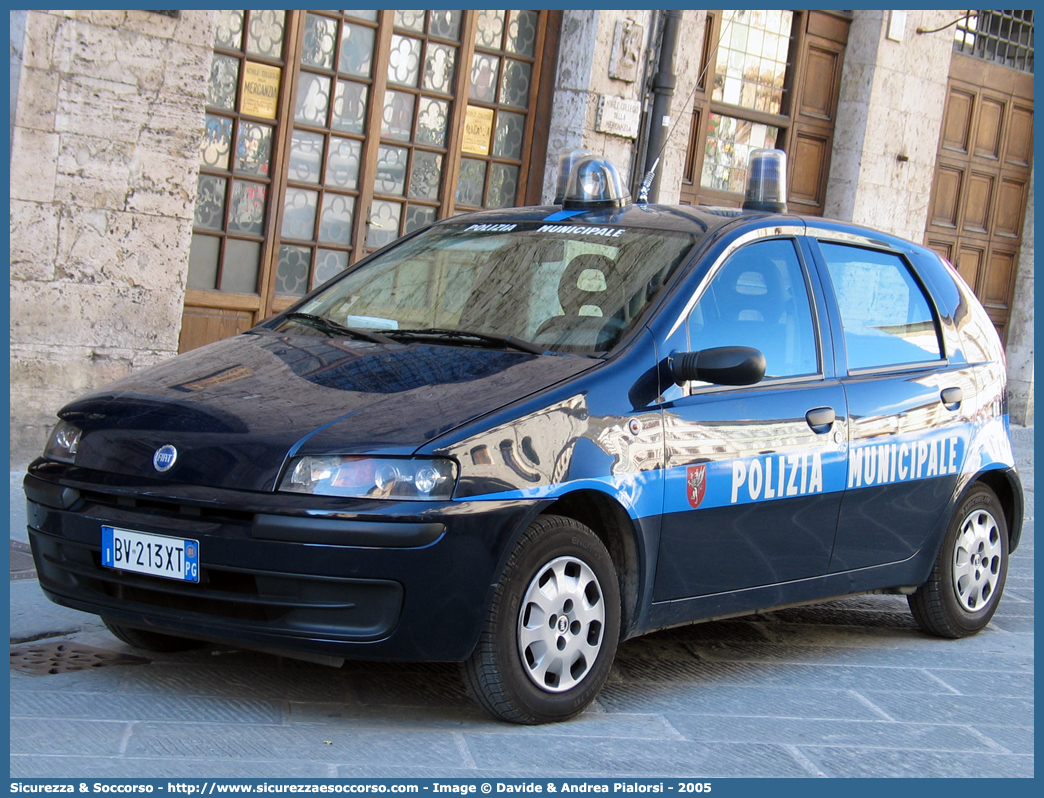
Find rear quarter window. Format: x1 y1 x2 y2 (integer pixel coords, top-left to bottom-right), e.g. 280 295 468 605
819 242 943 371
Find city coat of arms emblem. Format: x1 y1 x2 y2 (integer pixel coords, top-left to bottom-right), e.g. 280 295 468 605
687 464 707 508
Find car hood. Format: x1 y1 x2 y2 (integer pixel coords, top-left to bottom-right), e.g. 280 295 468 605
60 331 595 491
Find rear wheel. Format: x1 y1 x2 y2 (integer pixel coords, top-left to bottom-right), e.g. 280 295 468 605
103 619 206 653
461 515 620 724
908 484 1008 638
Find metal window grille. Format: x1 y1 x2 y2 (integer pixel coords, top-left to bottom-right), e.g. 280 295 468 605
954 10 1034 74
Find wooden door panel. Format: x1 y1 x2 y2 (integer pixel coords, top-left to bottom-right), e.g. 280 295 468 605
799 45 839 121
930 166 962 228
1005 104 1033 167
994 178 1027 239
789 132 828 208
925 239 954 264
962 171 993 234
973 96 1005 160
941 89 974 154
179 306 256 353
983 247 1016 308
955 245 984 293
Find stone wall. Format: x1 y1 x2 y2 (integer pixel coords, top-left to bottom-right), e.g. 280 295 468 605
541 10 649 201
541 10 705 205
9 10 214 465
825 10 957 243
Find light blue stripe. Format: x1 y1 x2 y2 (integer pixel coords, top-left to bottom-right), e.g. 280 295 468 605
542 210 586 221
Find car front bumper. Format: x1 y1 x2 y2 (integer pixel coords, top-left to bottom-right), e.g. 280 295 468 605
24 460 537 662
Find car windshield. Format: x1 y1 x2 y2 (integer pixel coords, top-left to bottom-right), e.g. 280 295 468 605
286 221 697 355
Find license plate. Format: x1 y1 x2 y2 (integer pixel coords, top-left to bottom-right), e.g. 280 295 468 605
101 526 200 583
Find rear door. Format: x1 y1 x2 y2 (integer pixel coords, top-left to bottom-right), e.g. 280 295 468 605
809 235 976 571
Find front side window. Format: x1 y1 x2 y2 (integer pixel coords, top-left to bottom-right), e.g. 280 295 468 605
291 223 697 355
819 242 943 371
687 238 818 378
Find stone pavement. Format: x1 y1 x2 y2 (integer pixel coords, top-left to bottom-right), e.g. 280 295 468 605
9 427 1034 778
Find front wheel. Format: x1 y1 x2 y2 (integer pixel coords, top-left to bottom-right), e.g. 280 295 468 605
908 483 1009 638
460 515 620 724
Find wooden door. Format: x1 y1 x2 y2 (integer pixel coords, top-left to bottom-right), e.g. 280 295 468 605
925 53 1033 343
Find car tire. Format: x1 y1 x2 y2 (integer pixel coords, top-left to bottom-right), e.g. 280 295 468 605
102 618 207 653
908 483 1009 638
460 514 620 724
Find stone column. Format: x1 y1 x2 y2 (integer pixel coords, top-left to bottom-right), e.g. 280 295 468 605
824 10 958 242
9 10 215 464
10 10 27 156
1005 168 1034 426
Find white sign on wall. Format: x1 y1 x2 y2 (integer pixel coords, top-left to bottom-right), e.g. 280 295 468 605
596 95 642 139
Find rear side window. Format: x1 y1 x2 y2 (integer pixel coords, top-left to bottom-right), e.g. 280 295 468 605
820 242 942 371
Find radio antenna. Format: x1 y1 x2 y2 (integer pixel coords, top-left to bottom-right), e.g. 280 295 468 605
638 13 735 203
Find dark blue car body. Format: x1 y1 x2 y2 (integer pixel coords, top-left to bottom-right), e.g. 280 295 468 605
25 202 1024 685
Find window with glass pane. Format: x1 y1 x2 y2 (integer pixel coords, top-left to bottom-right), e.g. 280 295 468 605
702 114 778 193
275 11 380 296
456 9 538 212
367 10 462 250
712 10 792 114
687 239 817 378
820 243 943 371
695 10 794 195
189 10 285 296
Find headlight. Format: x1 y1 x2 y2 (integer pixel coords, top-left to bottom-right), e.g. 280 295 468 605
44 420 82 464
279 455 458 501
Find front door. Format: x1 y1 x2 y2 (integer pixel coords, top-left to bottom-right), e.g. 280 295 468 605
654 235 848 601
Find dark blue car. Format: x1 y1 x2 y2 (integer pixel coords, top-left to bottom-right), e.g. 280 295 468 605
25 154 1023 724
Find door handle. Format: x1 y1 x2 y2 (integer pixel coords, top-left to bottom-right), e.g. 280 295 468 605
806 406 835 433
941 386 963 409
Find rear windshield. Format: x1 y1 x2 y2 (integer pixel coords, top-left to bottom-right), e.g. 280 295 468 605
293 222 697 355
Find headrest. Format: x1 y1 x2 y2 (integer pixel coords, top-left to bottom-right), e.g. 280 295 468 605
558 254 618 316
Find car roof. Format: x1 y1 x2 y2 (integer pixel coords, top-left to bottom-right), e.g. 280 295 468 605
436 203 777 235
435 202 929 258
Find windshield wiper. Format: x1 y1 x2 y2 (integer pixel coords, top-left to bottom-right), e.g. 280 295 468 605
381 328 547 356
280 312 396 344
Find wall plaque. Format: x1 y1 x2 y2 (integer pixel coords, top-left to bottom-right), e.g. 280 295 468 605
462 105 495 155
241 61 281 119
596 95 642 139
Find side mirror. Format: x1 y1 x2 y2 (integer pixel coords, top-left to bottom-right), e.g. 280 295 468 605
670 346 766 386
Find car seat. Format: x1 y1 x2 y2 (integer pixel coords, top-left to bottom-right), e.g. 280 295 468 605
533 254 624 349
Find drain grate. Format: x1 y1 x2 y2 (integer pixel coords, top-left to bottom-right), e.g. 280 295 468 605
10 642 151 675
10 540 36 581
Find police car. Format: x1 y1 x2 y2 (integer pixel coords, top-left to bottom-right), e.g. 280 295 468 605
25 151 1024 724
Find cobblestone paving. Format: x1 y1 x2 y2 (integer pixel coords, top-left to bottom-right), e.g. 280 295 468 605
9 427 1034 777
